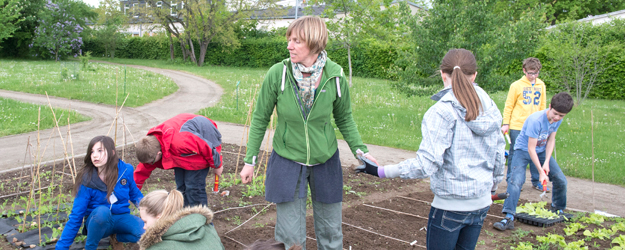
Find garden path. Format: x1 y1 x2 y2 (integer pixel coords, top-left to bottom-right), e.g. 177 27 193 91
0 62 623 217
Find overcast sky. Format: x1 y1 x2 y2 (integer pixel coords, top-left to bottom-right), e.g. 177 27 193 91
80 0 100 7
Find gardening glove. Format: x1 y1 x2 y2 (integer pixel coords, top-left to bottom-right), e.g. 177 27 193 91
355 155 380 177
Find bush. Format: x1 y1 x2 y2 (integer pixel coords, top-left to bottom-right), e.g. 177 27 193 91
82 35 403 79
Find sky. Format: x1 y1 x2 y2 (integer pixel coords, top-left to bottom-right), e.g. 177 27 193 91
80 0 100 8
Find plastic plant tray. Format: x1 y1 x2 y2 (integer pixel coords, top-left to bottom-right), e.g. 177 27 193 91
515 212 573 227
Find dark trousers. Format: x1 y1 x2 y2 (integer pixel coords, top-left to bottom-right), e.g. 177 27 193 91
174 167 210 207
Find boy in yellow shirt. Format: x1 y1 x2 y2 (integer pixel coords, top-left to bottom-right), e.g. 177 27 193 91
501 58 548 191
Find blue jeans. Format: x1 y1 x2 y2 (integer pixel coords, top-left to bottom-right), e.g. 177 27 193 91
506 130 541 187
174 167 210 207
426 206 490 250
502 150 567 215
84 206 144 250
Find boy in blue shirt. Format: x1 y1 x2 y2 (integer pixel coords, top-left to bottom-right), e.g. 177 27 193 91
494 92 574 231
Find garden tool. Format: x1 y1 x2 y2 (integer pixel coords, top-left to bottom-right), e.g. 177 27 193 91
213 174 219 193
491 193 509 201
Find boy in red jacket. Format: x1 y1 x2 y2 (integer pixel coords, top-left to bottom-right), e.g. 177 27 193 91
134 113 223 207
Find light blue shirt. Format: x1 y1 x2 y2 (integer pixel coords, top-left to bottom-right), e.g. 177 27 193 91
514 109 562 153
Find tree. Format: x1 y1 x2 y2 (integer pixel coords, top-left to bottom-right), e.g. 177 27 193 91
394 0 547 95
0 0 24 48
540 21 624 106
31 0 84 61
493 0 625 24
182 0 279 67
314 0 412 86
94 0 127 58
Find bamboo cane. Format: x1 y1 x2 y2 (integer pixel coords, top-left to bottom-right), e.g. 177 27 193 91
18 137 32 194
106 93 130 136
22 108 41 233
67 117 77 182
45 93 76 182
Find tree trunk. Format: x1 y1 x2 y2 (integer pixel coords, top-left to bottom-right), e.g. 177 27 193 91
169 35 175 60
188 37 197 64
198 40 207 67
347 44 353 87
55 47 59 62
179 38 187 62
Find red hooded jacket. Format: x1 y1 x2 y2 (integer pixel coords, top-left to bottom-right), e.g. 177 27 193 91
134 114 222 189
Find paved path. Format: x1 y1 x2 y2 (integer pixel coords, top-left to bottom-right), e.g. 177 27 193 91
1 63 623 217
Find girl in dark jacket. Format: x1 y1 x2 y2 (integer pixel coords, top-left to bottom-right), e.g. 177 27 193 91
56 136 144 250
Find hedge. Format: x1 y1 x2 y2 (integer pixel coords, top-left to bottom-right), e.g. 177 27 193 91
83 35 403 79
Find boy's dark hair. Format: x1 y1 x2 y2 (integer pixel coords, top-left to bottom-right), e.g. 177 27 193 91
136 135 161 164
246 239 302 250
550 92 574 113
523 57 542 71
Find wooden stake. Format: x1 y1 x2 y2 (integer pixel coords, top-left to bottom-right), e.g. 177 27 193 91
68 117 77 182
591 109 595 211
122 111 126 161
18 137 32 194
115 68 119 145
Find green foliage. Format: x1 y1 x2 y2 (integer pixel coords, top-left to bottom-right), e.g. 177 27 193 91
0 0 24 47
242 174 265 198
577 213 606 225
30 0 84 61
612 235 625 248
564 223 587 236
516 202 559 219
538 19 625 105
0 97 89 136
83 35 401 79
394 0 547 95
537 233 566 247
512 242 534 250
492 0 625 24
79 51 92 70
583 228 614 240
564 240 588 250
613 222 625 233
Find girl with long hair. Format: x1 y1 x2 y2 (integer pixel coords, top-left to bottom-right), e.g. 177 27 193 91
358 49 506 249
56 136 144 250
138 189 225 250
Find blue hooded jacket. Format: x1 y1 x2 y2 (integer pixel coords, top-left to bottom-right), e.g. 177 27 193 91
56 159 143 250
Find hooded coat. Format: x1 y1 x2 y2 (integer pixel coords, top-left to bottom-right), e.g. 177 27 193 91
383 86 506 210
139 206 224 250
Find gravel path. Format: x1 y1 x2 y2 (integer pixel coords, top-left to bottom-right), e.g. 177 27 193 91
1 62 623 216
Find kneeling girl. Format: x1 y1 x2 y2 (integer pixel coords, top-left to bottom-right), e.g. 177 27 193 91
56 136 144 250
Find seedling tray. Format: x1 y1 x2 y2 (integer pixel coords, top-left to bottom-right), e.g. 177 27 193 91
515 212 573 228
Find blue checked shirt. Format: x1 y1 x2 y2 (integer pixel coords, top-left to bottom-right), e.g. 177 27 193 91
385 86 506 200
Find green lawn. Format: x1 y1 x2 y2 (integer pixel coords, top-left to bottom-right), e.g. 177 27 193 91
0 97 89 137
0 60 178 107
74 58 625 186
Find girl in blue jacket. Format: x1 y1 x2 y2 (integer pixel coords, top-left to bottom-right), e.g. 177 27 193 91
56 136 144 250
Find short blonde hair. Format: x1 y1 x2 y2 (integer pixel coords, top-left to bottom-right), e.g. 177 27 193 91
286 16 328 55
140 189 184 218
136 135 161 164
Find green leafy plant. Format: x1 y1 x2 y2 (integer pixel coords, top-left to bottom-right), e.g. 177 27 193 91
564 223 587 236
583 228 614 240
564 240 588 250
516 202 559 219
613 222 625 233
537 233 566 248
512 242 534 250
578 213 606 225
612 234 625 249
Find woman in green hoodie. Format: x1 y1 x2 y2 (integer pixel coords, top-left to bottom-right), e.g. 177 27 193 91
138 189 224 250
239 16 378 250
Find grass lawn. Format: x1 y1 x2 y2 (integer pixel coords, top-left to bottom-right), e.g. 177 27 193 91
0 60 178 107
67 58 625 186
0 97 89 137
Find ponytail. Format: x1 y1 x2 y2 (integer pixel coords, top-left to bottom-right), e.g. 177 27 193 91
139 189 184 219
441 49 482 121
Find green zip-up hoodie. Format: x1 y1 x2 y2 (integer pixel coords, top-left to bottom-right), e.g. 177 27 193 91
244 58 368 166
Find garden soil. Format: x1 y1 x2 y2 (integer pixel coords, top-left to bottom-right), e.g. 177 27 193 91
1 63 624 249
